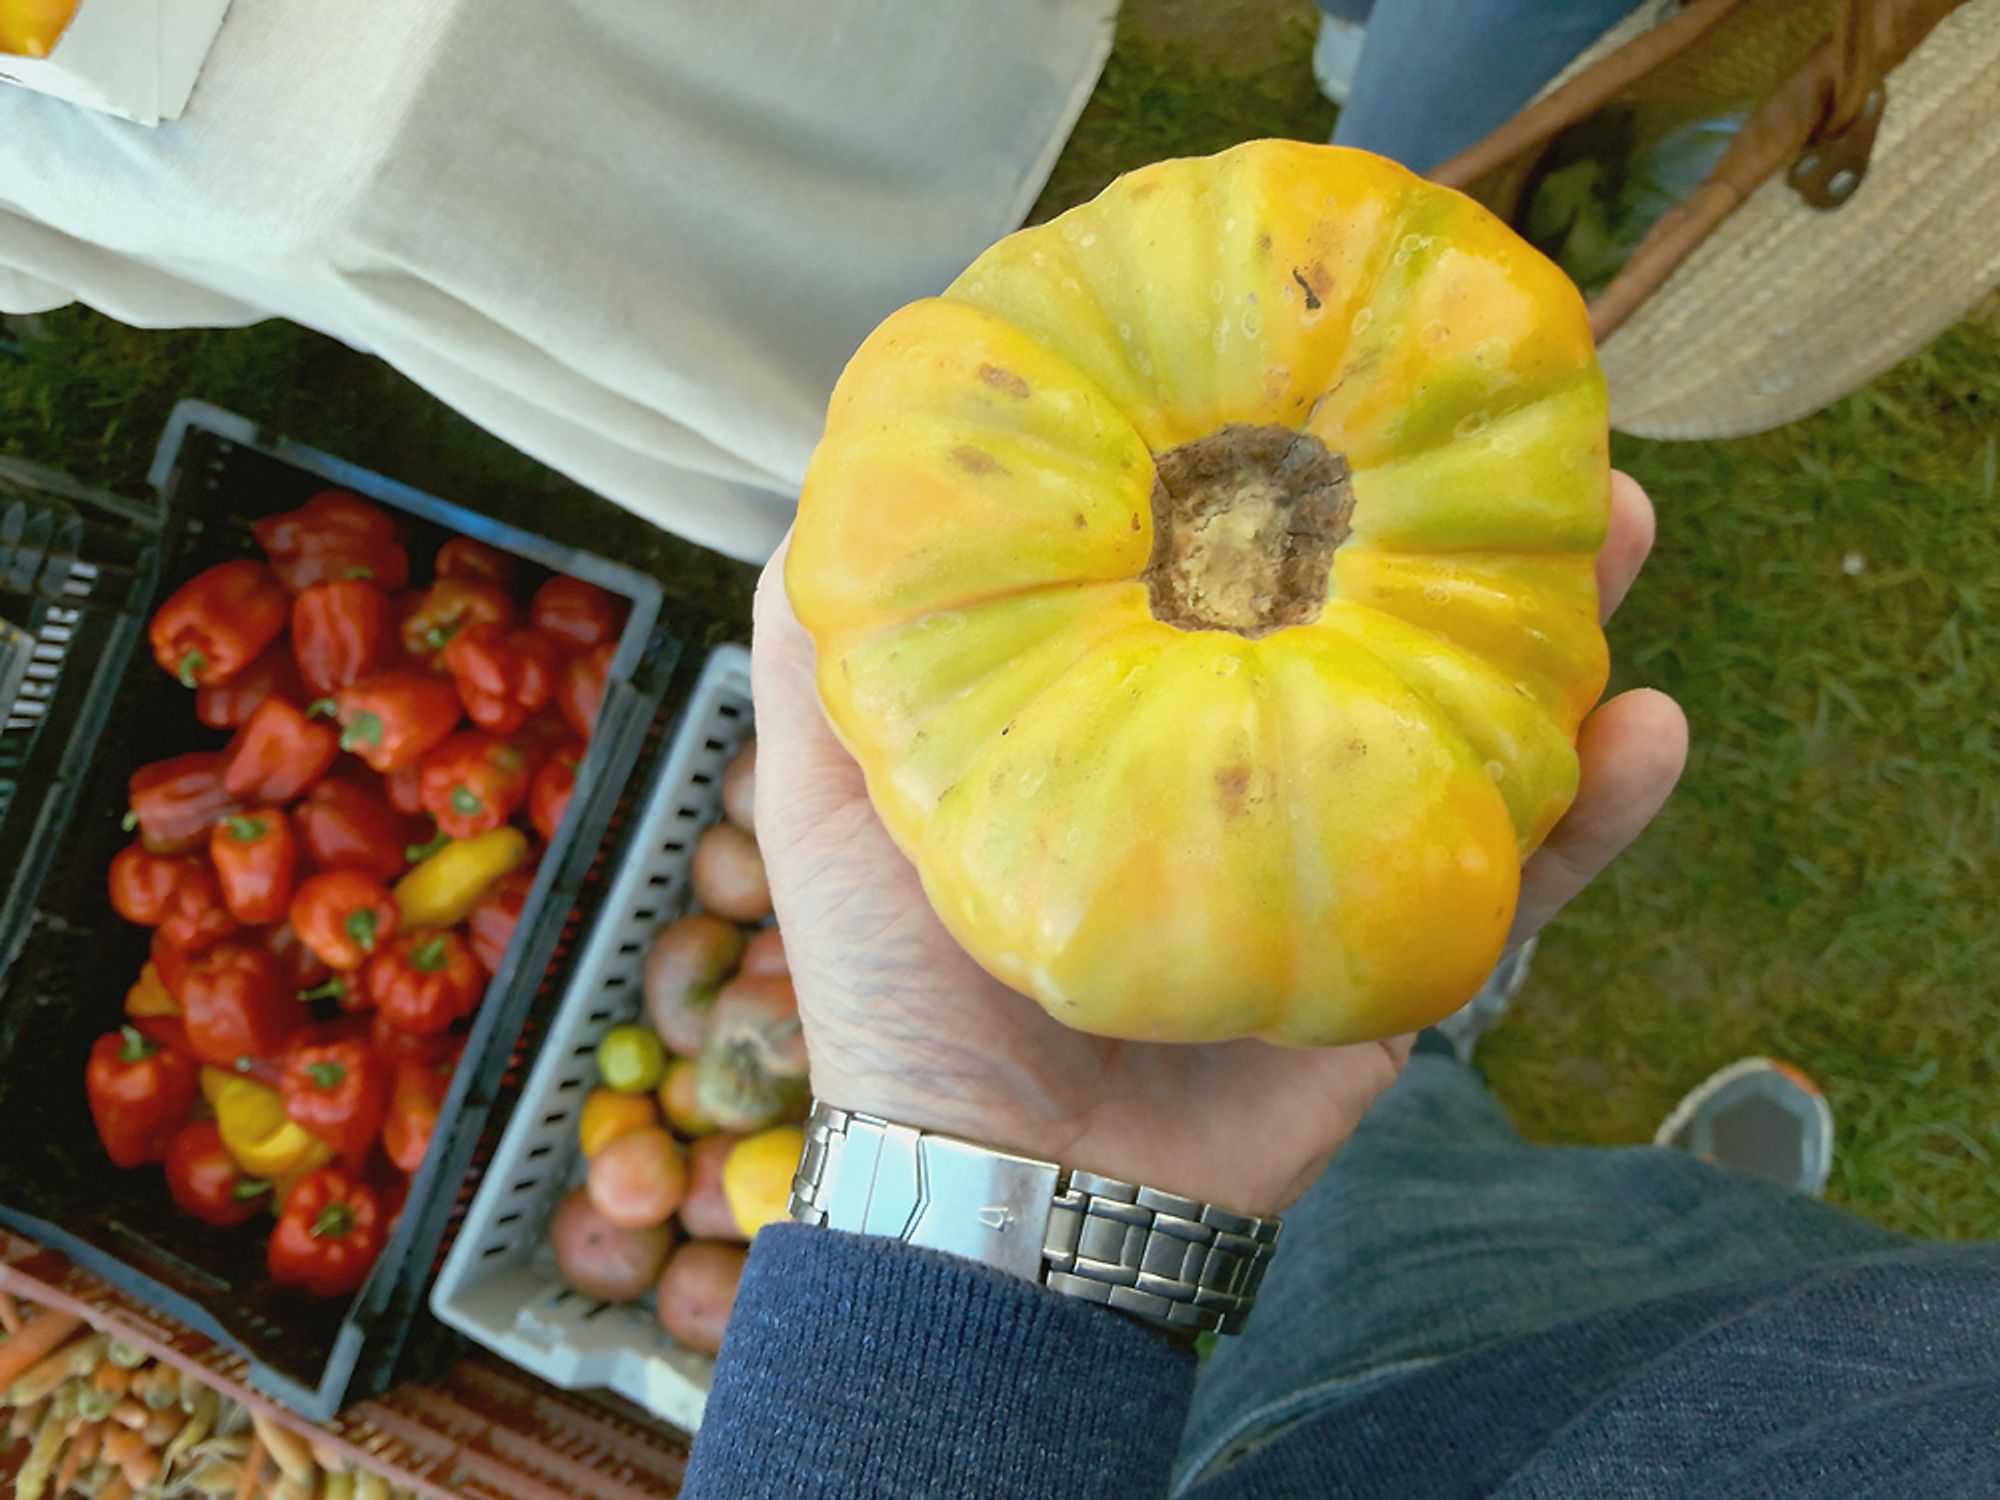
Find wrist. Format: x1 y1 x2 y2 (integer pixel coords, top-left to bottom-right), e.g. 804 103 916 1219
791 1100 1282 1337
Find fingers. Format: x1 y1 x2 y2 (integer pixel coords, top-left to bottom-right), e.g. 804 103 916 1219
1511 687 1687 943
750 533 869 816
1597 471 1655 623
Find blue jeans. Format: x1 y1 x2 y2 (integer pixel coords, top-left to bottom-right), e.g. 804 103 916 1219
1323 0 1638 174
1174 1045 1907 1491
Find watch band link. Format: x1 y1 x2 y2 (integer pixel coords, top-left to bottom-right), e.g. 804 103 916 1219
790 1103 1280 1336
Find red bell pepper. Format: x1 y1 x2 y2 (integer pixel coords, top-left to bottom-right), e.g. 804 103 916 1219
467 867 533 976
86 1025 199 1169
223 697 340 804
127 752 240 855
149 559 291 689
164 1120 270 1226
442 623 558 735
255 921 331 995
292 577 393 698
434 537 517 588
195 637 307 730
292 778 410 883
268 1169 385 1299
253 490 410 594
158 866 240 955
151 930 192 1001
384 764 426 816
400 578 516 670
556 641 615 741
280 1039 389 1166
108 843 205 927
530 576 626 656
290 870 400 972
333 671 462 773
418 732 529 839
528 743 582 842
382 1043 458 1174
180 941 300 1067
365 931 484 1037
210 810 299 926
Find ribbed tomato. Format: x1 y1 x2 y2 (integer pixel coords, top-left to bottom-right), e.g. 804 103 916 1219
789 142 1610 1045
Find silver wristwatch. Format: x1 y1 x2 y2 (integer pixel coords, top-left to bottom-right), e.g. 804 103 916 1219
789 1102 1280 1336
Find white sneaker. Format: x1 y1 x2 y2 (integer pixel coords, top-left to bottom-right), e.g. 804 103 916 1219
1313 17 1368 107
1655 1058 1835 1198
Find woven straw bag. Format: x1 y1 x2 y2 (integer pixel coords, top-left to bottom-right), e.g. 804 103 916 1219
1434 0 2000 440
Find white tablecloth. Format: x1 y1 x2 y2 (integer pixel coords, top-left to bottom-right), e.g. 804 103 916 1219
0 0 1115 560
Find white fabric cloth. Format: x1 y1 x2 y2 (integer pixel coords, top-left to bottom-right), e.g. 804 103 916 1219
0 0 1115 561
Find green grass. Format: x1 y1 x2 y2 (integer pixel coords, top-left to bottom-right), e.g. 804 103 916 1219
1488 323 2000 1241
4 0 1995 1240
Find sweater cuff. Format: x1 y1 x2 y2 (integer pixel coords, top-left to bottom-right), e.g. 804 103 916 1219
685 1222 1196 1498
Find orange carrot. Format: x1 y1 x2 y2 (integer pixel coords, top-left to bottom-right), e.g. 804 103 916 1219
0 1309 82 1388
234 1433 268 1500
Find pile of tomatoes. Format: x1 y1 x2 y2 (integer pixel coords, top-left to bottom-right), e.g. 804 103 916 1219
88 490 627 1300
548 738 808 1356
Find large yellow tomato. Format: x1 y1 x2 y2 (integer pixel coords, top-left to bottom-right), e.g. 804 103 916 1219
788 141 1609 1046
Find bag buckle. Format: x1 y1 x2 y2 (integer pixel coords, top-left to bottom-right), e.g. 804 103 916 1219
1788 84 1885 208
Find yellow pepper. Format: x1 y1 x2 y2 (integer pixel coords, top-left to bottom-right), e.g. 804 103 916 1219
201 1068 333 1183
123 963 179 1019
0 0 79 57
393 827 528 929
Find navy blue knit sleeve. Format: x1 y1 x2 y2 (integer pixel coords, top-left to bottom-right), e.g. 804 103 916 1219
684 1223 1196 1497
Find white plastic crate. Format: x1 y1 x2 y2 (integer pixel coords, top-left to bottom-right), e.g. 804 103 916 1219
432 643 752 1433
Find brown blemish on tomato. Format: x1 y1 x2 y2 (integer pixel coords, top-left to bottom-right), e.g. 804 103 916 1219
951 445 1003 475
1256 233 1272 255
1215 765 1252 816
978 364 1031 400
1072 513 1087 529
1290 268 1320 311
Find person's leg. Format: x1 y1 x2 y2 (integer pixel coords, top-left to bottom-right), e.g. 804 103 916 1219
1174 1044 1905 1491
1331 0 1637 173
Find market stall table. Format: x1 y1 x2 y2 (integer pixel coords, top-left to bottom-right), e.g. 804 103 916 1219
0 0 1115 561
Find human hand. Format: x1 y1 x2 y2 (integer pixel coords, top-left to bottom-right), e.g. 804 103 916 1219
753 473 1684 1214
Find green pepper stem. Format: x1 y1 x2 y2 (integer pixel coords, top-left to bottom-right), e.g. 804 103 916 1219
310 1202 356 1240
412 935 451 972
224 814 267 842
117 1025 157 1064
406 831 450 863
339 710 385 750
176 649 209 688
305 1060 348 1090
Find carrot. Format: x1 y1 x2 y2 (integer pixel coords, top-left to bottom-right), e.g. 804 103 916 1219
98 1477 135 1500
121 1445 164 1490
109 1397 149 1429
234 1431 267 1500
253 1410 315 1485
9 1330 106 1406
101 1426 148 1465
0 1309 82 1388
55 1418 101 1493
92 1361 131 1396
0 1290 21 1334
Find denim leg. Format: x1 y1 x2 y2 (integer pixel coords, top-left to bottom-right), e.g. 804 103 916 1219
1331 0 1639 173
1174 1053 1907 1492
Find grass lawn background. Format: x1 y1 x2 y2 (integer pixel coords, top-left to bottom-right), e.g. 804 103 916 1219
5 0 1993 1238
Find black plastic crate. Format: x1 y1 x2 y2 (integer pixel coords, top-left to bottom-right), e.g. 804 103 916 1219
0 401 706 1419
